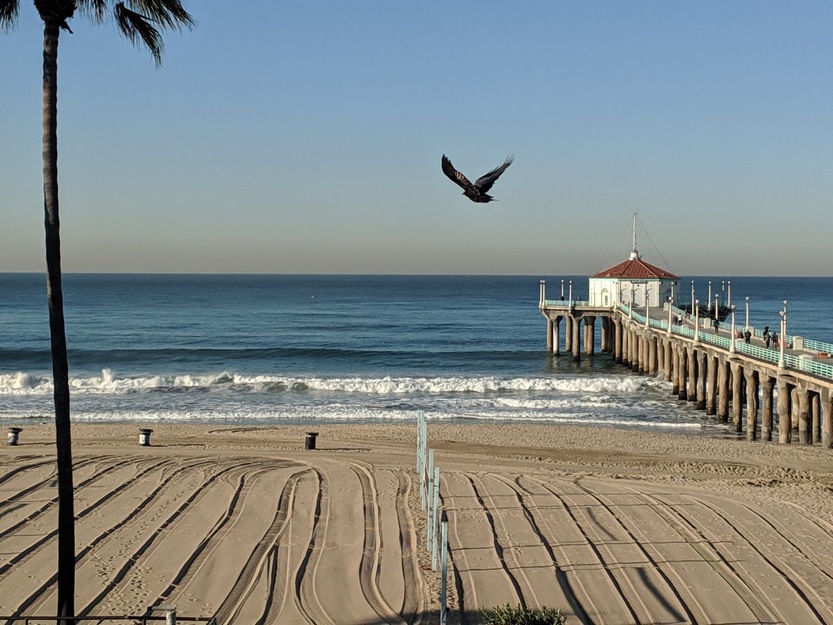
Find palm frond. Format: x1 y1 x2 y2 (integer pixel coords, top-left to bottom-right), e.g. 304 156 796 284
0 0 20 28
77 0 109 23
79 0 194 61
126 0 195 30
115 2 164 65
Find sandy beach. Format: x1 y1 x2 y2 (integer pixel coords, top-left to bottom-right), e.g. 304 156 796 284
2 422 833 624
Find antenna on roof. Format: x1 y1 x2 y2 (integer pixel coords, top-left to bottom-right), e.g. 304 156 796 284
629 209 640 260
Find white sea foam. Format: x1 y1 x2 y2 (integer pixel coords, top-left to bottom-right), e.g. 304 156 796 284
3 372 40 390
0 370 648 396
0 369 711 433
23 405 704 429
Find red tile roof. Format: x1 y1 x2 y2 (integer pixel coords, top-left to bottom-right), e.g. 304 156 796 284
592 258 679 280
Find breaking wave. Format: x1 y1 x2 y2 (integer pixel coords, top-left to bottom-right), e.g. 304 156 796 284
0 369 645 396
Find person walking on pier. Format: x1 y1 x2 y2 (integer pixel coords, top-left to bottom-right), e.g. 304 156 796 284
771 332 779 348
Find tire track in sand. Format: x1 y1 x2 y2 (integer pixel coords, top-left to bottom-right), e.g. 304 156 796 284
293 468 333 625
251 468 321 625
566 477 704 624
483 473 591 623
6 456 225 619
515 474 640 625
683 491 831 623
583 477 833 624
74 460 271 619
394 468 424 625
151 467 275 606
576 479 782 624
0 455 140 529
0 456 179 578
440 471 522 622
467 474 537 608
211 469 307 625
350 461 407 625
0 458 57 501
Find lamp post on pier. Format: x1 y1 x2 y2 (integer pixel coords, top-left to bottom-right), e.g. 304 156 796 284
645 287 651 328
666 296 673 335
778 300 787 369
690 280 694 313
714 295 719 322
730 304 737 353
745 296 750 331
708 281 712 312
629 284 635 318
560 280 564 299
568 280 573 308
727 281 732 308
694 299 700 344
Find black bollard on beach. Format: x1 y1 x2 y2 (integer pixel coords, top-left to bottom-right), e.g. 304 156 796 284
7 427 22 446
305 432 318 450
139 428 154 446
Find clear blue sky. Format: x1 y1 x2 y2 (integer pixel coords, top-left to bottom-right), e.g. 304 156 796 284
2 1 832 275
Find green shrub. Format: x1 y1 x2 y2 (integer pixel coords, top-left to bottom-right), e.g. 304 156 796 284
481 603 566 625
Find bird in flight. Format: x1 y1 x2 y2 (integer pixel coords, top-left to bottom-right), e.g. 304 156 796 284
441 154 514 203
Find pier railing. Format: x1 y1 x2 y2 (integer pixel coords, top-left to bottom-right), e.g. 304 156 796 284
803 337 833 355
620 304 833 379
540 296 833 379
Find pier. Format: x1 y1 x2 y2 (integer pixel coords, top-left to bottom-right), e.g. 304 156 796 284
538 280 833 448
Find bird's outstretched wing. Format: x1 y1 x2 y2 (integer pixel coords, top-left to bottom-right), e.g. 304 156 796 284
441 155 475 192
474 155 514 194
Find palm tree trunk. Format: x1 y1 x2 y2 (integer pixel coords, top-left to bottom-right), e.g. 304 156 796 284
42 19 76 622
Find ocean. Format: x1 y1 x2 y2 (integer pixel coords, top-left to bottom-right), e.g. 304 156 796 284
1 274 831 433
